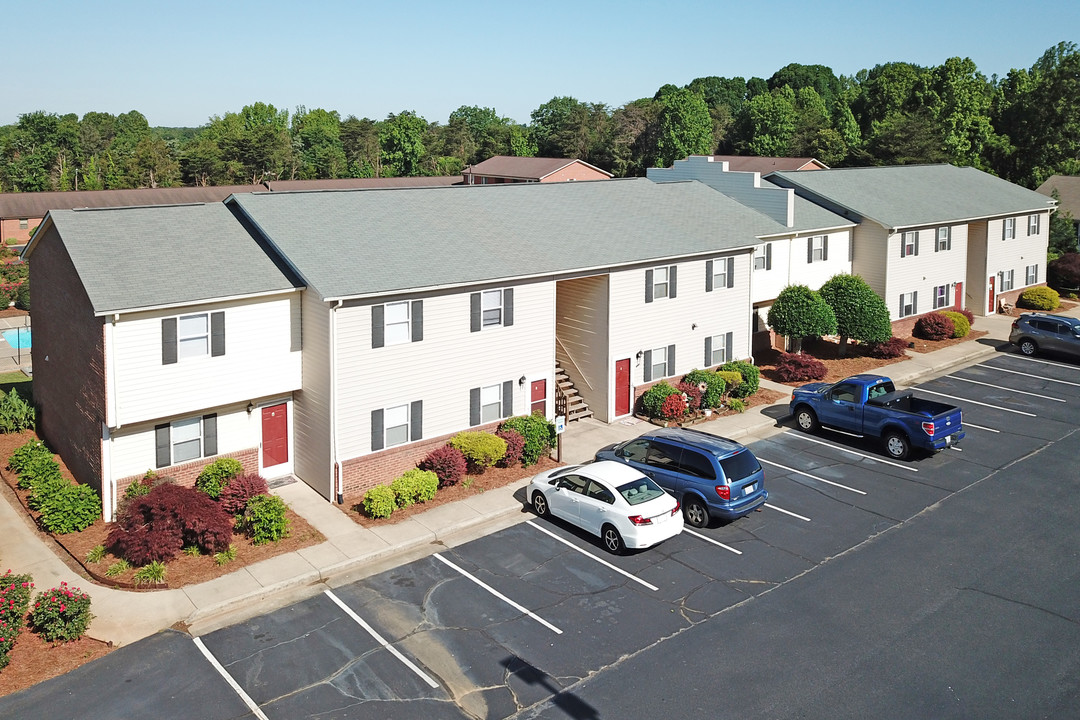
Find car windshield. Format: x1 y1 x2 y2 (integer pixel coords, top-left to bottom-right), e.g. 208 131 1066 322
616 477 666 505
718 450 761 483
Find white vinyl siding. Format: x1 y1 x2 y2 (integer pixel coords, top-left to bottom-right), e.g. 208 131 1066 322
108 294 302 428
882 225 968 323
293 290 333 498
985 213 1047 314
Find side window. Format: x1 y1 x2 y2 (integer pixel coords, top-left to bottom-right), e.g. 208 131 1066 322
831 383 858 403
677 449 716 480
558 474 588 494
645 440 681 469
586 480 615 504
617 438 650 462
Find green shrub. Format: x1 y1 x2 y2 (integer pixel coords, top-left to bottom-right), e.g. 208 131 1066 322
640 380 679 418
18 451 61 491
182 545 202 557
15 281 29 311
498 414 556 466
719 360 760 398
0 388 35 433
195 458 244 499
37 481 100 534
362 485 396 519
30 581 94 642
716 370 742 393
682 369 727 409
132 561 167 587
1017 286 1060 311
448 431 507 470
104 559 130 577
7 439 52 475
214 545 237 566
728 398 747 413
391 468 438 507
241 494 290 544
86 545 106 564
941 310 971 338
124 471 158 501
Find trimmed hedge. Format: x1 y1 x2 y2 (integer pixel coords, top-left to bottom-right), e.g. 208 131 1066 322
640 380 679 418
1018 286 1059 311
362 485 396 519
391 468 438 507
719 360 760 398
941 310 971 338
682 369 726 409
866 336 909 359
419 445 467 487
498 414 556 466
914 312 954 341
448 431 507 471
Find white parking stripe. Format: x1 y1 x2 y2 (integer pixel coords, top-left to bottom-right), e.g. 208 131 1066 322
526 520 660 591
683 528 742 554
433 553 565 632
764 503 811 522
324 590 441 687
917 388 1037 416
949 375 1065 401
1003 355 1080 372
962 421 1000 433
975 363 1080 387
760 458 867 495
193 637 271 720
785 432 918 472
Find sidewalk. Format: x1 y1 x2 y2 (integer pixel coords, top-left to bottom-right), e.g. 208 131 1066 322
0 309 1063 645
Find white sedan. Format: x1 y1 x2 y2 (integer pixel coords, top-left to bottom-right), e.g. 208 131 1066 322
527 461 683 554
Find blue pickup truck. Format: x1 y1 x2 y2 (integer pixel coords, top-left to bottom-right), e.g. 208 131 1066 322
789 374 964 460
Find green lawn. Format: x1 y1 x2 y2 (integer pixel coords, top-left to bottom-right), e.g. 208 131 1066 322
0 371 32 400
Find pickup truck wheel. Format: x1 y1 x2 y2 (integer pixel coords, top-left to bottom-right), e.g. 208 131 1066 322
884 431 910 460
1019 338 1038 356
795 406 819 433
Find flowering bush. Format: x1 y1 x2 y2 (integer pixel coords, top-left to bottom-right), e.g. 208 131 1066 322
675 382 703 412
660 393 688 420
419 445 467 487
640 380 680 418
682 369 726 408
0 571 34 668
29 581 93 643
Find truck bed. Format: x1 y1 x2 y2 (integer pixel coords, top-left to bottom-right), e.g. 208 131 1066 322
866 390 955 418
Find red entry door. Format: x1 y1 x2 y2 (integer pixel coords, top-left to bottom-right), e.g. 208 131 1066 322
261 403 288 467
530 379 546 416
615 359 631 416
954 281 963 309
987 275 995 314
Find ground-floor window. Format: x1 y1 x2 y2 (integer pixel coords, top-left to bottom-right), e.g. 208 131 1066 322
899 292 917 318
999 269 1015 292
933 284 951 310
156 414 216 468
1026 264 1038 286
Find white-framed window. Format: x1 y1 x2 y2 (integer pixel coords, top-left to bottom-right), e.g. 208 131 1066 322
482 290 504 327
936 227 950 251
383 404 410 447
712 260 729 287
708 334 730 365
899 292 916 318
653 266 669 299
19 219 28 230
372 401 422 450
809 235 826 263
1003 217 1016 240
1026 264 1039 285
933 284 951 310
470 290 512 332
754 244 770 270
999 269 1015 291
384 301 411 345
480 383 503 424
156 414 217 467
902 231 918 257
651 346 668 380
178 313 209 360
1028 214 1040 236
171 417 203 463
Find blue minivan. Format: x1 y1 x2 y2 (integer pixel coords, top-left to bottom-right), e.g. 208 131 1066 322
595 427 767 528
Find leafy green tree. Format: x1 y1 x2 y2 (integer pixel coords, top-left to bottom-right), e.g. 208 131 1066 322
850 62 926 137
529 97 610 163
340 115 380 177
1048 190 1078 259
767 284 837 354
379 111 427 177
130 136 180 187
739 86 797 156
292 107 347 179
607 98 660 177
855 108 948 166
818 274 892 356
918 57 998 168
652 87 713 168
769 63 842 115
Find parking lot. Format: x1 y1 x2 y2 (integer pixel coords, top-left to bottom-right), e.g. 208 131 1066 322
4 351 1079 719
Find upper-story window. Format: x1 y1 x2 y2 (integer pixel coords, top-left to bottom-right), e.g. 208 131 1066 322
372 300 423 347
901 231 919 258
706 258 734 291
18 219 28 230
1028 214 1040 236
645 265 677 303
754 244 772 271
470 289 513 331
936 227 951 252
162 311 224 365
1003 218 1016 240
808 235 828 263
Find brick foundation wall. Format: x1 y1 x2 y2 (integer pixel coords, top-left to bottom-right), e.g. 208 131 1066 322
114 448 259 500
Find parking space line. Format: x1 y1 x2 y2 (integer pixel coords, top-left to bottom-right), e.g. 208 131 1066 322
526 521 660 591
193 637 271 720
324 590 441 687
683 528 742 554
949 375 1065 402
784 433 918 471
917 388 1037 416
760 458 867 495
764 503 811 522
433 553 565 632
975 363 1080 387
962 421 1000 433
997 355 1080 372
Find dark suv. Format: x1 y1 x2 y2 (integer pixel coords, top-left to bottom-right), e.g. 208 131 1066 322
1009 312 1080 360
595 427 767 528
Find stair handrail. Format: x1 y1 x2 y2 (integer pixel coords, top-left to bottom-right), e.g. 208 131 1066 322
555 336 594 390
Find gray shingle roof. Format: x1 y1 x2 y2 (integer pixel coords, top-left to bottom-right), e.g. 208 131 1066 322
768 164 1056 229
38 203 302 315
228 178 785 300
1037 175 1080 219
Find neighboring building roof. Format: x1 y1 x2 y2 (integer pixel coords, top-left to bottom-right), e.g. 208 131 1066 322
266 176 461 191
706 155 828 172
227 178 785 300
463 156 613 181
768 164 1057 229
1036 175 1080 220
28 203 302 315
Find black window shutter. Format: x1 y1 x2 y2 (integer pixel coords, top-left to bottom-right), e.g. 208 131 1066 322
155 424 171 468
900 236 906 259
669 266 677 298
643 351 652 382
947 229 952 251
371 409 384 451
503 289 514 327
371 305 385 348
410 400 423 441
667 344 675 376
705 260 714 292
913 291 918 314
210 312 225 357
726 257 734 288
899 294 904 317
411 300 423 342
645 269 654 303
934 233 940 253
470 293 481 332
502 380 513 418
704 336 712 366
725 332 733 363
822 237 829 261
203 414 217 456
766 242 772 270
914 232 920 256
470 387 481 426
162 318 177 365
807 237 814 263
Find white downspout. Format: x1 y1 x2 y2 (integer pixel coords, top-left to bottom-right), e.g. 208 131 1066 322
330 300 343 504
102 314 122 521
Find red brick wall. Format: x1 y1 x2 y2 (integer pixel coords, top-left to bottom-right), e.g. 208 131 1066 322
1 216 42 245
114 447 259 499
29 225 107 493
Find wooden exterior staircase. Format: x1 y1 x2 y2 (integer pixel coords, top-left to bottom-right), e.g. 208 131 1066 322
555 363 593 422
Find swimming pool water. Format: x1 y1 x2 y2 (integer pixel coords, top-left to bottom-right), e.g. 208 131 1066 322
2 328 31 349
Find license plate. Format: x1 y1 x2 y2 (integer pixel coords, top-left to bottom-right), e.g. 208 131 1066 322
743 483 756 496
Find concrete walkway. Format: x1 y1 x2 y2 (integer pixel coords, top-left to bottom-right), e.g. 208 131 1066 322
0 309 1068 646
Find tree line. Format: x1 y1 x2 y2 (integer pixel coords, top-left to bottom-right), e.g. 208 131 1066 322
1 42 1078 194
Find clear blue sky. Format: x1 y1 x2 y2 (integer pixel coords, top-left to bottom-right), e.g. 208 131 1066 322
7 0 1078 128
